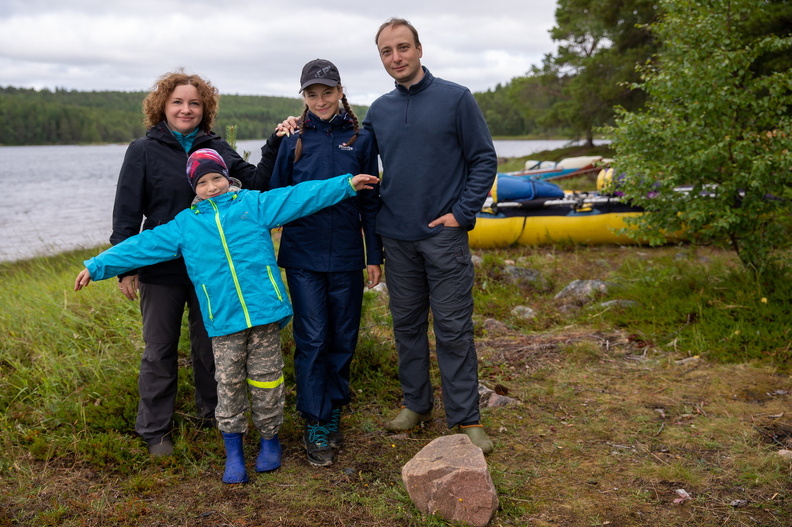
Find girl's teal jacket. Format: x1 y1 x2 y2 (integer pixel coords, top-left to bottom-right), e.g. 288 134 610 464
84 175 358 337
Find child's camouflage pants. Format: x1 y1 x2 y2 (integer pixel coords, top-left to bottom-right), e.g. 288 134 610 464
211 322 284 438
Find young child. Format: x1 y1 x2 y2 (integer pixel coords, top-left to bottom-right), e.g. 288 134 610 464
115 70 276 457
270 59 381 467
75 148 379 484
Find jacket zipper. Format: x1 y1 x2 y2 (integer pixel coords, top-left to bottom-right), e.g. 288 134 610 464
201 284 214 321
209 200 253 328
266 266 283 302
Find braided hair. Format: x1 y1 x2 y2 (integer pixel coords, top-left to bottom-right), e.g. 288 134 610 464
293 105 310 163
294 85 359 163
340 93 360 148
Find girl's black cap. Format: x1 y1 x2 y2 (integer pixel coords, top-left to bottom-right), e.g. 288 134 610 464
300 59 340 92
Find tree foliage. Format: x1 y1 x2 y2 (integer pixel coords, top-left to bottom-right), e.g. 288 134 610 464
475 76 571 138
539 0 659 145
0 87 313 146
0 87 147 145
608 0 792 278
476 0 659 141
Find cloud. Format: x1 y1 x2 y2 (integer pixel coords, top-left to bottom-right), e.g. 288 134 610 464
0 0 558 105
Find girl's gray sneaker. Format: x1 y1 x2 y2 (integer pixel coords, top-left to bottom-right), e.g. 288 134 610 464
303 420 334 466
326 408 343 449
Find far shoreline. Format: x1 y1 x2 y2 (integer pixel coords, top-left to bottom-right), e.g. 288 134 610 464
0 136 612 148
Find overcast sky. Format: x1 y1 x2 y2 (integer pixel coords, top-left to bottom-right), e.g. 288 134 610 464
0 0 558 106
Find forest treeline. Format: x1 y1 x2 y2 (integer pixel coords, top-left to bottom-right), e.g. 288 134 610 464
0 87 360 146
2 0 789 147
0 80 581 146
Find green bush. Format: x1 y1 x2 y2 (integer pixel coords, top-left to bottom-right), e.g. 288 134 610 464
607 0 792 279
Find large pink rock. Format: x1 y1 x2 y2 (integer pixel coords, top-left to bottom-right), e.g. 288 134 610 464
402 434 499 527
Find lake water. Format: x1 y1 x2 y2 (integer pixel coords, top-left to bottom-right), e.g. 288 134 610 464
0 138 592 263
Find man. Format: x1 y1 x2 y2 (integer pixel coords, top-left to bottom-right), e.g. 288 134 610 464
362 17 498 454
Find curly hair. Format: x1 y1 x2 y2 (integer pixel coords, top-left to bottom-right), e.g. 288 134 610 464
142 69 219 132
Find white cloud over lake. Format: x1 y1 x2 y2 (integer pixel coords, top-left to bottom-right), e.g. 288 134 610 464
0 0 558 105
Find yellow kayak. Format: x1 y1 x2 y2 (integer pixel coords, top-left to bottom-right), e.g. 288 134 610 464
469 183 648 248
469 208 644 248
469 170 684 248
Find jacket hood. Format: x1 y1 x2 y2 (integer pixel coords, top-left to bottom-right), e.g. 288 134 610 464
190 177 243 206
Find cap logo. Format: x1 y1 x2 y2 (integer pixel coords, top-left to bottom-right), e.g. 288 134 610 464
313 66 335 79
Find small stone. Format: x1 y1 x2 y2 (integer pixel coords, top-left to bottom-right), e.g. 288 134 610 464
554 279 609 305
511 305 536 319
482 318 510 334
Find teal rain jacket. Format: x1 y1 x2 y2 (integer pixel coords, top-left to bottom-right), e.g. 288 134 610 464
85 175 358 337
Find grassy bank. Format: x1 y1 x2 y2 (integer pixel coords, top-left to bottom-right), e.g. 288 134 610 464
1 240 791 526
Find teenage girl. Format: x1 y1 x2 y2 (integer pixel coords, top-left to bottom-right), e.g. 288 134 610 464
270 59 382 466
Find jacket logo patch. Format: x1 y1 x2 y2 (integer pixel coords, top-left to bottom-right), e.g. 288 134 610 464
338 144 353 151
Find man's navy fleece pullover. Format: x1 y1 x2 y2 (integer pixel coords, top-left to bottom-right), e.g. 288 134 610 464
363 68 497 241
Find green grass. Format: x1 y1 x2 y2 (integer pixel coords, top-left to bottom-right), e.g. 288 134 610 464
1 242 791 526
588 246 792 364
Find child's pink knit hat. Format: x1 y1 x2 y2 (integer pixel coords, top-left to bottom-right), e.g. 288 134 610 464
186 148 230 191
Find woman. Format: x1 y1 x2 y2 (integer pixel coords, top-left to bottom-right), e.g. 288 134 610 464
112 69 278 456
270 59 382 467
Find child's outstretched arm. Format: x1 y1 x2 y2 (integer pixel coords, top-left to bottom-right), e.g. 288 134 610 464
257 173 381 228
350 174 380 191
74 269 92 291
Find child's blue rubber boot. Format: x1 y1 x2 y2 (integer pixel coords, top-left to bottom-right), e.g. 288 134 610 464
221 432 249 484
255 434 282 472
